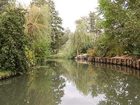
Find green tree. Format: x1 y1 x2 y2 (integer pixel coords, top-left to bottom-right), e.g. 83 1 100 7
72 17 93 55
30 0 64 55
26 4 52 60
89 12 96 33
98 0 140 56
47 0 64 54
89 11 103 48
59 17 95 58
0 8 28 72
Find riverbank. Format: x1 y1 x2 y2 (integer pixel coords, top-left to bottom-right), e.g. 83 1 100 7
0 71 19 80
75 55 140 70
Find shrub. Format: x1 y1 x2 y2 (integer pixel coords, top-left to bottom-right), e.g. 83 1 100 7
0 8 29 72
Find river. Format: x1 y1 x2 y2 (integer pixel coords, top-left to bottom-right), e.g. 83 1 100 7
0 60 140 105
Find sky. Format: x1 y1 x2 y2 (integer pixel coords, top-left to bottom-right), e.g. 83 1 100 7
17 0 98 32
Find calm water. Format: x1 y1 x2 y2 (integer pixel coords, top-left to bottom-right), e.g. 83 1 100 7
0 60 140 105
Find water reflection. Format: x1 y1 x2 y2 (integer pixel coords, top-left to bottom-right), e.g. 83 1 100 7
0 60 140 105
57 60 140 105
0 61 65 105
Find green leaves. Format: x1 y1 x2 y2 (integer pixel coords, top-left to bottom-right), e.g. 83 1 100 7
26 0 64 58
0 8 28 72
25 4 51 59
98 0 140 56
48 0 64 54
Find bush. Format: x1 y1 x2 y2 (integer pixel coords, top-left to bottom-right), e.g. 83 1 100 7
87 48 96 57
0 8 29 72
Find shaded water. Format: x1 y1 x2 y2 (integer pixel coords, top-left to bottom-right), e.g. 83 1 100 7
0 60 140 105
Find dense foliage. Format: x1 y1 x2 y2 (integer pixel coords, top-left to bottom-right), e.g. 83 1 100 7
26 4 51 61
0 8 28 72
60 0 140 58
0 0 65 72
96 0 140 57
0 0 140 73
59 14 100 59
47 0 64 54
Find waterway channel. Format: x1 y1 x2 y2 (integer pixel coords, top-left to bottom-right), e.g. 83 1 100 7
0 60 140 105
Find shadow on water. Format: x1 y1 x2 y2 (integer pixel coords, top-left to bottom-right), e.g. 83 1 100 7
0 59 140 105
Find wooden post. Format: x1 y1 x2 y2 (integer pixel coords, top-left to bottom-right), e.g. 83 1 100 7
107 58 110 64
132 60 136 69
116 59 119 65
93 57 95 62
130 60 133 68
110 59 112 64
136 60 140 70
126 59 128 66
75 55 140 70
121 59 125 66
112 58 115 64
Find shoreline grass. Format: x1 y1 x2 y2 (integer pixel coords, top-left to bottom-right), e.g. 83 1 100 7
0 70 18 80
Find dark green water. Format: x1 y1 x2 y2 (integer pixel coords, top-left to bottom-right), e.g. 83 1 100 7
0 60 140 105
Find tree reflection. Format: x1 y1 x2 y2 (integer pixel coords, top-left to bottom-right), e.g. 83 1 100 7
0 61 65 105
0 60 140 105
92 67 140 105
59 60 140 105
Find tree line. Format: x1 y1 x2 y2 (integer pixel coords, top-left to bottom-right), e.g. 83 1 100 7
59 0 140 59
0 0 65 73
0 0 140 73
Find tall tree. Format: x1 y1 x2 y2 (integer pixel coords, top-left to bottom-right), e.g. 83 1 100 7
71 17 93 55
47 0 64 54
31 0 64 54
89 12 96 33
89 11 102 46
98 0 140 56
26 3 51 59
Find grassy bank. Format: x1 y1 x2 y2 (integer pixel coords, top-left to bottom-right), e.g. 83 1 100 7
0 70 18 80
